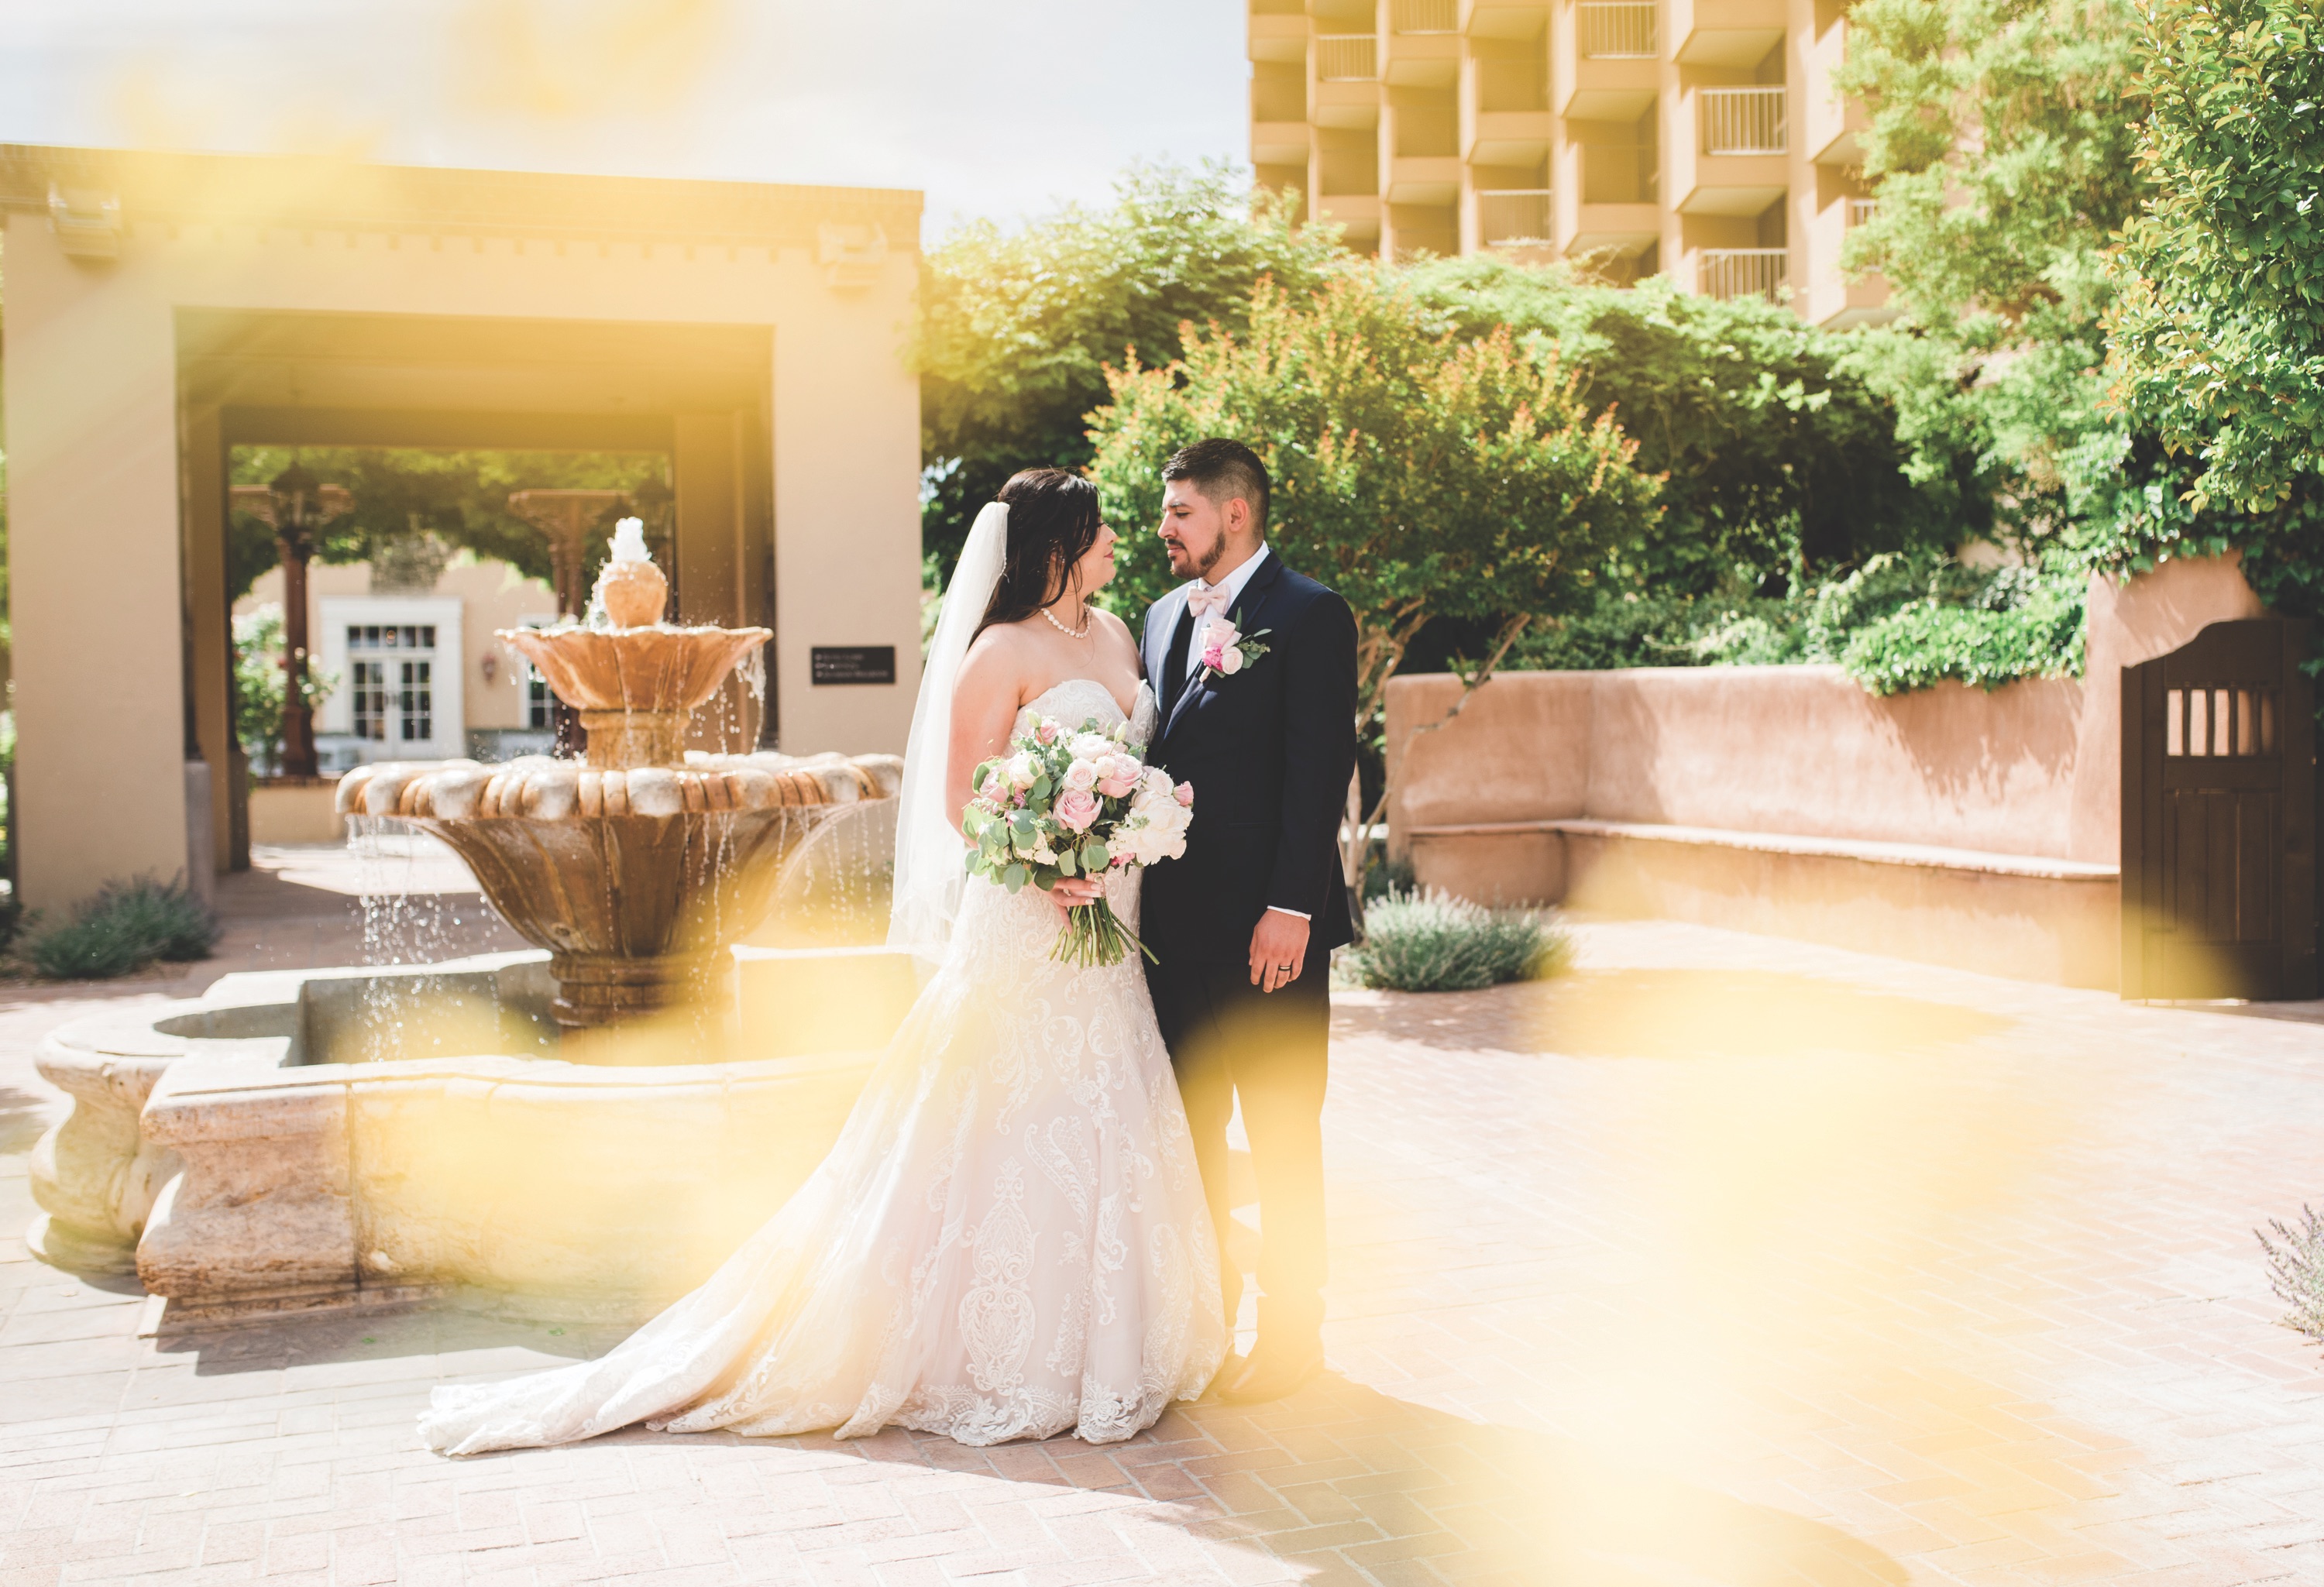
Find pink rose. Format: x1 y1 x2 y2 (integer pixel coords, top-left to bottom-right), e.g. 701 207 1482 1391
1199 644 1225 673
1035 719 1059 745
1055 788 1100 833
1174 781 1195 807
1202 618 1239 651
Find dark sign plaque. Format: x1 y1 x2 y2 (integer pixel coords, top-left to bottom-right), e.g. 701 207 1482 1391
811 645 897 686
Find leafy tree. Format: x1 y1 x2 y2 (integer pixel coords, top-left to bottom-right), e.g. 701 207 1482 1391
2106 0 2324 630
1398 257 1941 586
913 163 1348 577
1088 273 1660 898
225 447 665 602
1835 0 2150 548
230 606 339 772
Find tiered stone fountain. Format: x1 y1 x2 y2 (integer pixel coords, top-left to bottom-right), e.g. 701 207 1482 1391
336 520 898 1030
26 526 914 1319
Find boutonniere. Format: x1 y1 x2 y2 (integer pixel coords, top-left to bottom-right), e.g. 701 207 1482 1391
1198 609 1272 683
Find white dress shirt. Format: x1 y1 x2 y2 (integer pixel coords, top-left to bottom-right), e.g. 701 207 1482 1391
1178 542 1271 682
1175 544 1310 925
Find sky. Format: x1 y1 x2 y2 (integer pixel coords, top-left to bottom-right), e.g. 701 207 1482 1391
0 0 1251 241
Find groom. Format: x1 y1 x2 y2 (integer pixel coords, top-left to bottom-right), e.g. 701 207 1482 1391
1138 438 1357 1404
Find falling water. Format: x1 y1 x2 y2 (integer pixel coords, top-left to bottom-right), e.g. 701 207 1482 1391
346 814 483 1063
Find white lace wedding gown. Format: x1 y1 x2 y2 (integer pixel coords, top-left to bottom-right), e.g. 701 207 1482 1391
419 680 1225 1454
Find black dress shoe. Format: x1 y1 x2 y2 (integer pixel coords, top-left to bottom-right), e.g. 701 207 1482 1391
1202 1350 1248 1400
1215 1341 1324 1404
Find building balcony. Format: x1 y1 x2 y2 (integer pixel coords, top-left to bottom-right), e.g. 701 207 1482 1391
1253 122 1313 167
1384 29 1461 86
1807 90 1869 165
1250 11 1308 65
1700 246 1788 302
1314 77 1384 128
1570 202 1662 258
1675 157 1786 215
1314 192 1384 242
1563 57 1659 121
1699 86 1786 155
1817 273 1896 328
1478 187 1554 244
1577 2 1658 58
1317 33 1378 81
1801 16 1866 163
1668 0 1786 66
1466 1 1551 42
1466 109 1555 163
1389 156 1464 204
1391 0 1460 32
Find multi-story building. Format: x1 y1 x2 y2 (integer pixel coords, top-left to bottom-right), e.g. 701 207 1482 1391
1248 0 1892 326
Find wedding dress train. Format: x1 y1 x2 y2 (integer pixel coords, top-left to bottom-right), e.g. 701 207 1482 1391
419 679 1224 1455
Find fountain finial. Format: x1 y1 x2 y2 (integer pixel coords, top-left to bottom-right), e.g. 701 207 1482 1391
594 516 669 628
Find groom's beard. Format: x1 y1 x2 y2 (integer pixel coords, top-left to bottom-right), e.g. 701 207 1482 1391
1191 536 1225 579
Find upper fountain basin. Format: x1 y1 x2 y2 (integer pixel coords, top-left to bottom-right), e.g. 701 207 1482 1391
497 623 772 716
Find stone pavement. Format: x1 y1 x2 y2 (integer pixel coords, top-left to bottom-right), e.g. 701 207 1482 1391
5 919 2324 1585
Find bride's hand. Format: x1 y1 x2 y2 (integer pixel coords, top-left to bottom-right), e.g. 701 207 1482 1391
1050 876 1104 914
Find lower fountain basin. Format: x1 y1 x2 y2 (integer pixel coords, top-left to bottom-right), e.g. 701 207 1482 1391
29 947 925 1321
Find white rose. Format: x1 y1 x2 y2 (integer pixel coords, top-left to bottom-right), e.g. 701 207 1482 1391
1217 645 1244 676
1070 732 1112 760
1062 759 1098 792
1006 752 1040 788
1141 765 1174 795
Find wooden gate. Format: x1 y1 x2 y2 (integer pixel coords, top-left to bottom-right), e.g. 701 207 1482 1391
2121 619 2315 1000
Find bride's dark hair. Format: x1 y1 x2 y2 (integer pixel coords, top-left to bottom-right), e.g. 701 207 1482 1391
977 469 1102 637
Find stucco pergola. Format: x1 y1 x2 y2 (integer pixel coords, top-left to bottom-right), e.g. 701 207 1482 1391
1 145 923 911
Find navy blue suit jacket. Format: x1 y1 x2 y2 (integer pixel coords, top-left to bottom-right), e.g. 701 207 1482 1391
1139 553 1359 966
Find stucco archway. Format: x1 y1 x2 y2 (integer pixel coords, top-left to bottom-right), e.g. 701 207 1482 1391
2 146 923 912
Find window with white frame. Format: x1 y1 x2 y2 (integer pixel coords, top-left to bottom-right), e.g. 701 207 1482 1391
318 597 463 761
346 623 439 744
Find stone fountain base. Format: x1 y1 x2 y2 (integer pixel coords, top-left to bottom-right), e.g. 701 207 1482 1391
28 947 924 1324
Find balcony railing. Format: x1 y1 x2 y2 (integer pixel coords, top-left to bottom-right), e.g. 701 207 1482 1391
1848 196 1878 228
1480 189 1555 244
1579 2 1659 59
1699 86 1787 155
1317 34 1379 81
1391 0 1459 33
1700 248 1789 302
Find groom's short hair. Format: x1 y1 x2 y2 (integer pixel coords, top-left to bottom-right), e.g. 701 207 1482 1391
1162 439 1270 538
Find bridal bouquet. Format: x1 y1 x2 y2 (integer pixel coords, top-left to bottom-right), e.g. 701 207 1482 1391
964 716 1195 966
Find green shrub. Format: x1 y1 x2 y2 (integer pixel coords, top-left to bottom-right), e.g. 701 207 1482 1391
2260 1205 2324 1344
22 876 221 981
1346 888 1569 993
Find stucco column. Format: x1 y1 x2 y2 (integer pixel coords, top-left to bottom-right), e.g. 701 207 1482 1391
180 401 235 873
4 214 190 911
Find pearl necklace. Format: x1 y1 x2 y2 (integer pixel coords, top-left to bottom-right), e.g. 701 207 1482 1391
1040 602 1092 640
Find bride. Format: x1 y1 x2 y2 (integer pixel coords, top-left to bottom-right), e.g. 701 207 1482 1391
419 470 1226 1455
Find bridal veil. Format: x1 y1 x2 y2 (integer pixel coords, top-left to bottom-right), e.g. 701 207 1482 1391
888 500 1008 958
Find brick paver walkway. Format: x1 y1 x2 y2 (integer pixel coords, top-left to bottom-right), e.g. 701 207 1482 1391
5 919 2323 1585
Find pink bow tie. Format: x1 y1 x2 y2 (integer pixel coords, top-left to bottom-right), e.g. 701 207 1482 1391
1188 584 1232 621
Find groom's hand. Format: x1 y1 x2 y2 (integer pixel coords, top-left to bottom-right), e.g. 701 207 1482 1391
1249 909 1310 994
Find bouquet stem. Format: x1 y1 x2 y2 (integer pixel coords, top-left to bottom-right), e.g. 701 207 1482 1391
1050 898 1158 967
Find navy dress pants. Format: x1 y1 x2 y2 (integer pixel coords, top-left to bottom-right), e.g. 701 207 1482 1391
1147 939 1330 1350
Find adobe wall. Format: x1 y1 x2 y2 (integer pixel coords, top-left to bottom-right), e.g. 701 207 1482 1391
1385 552 2267 867
1388 667 2088 859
